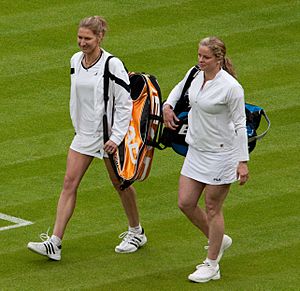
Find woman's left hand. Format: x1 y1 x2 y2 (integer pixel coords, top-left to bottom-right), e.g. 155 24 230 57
237 162 249 185
104 140 118 154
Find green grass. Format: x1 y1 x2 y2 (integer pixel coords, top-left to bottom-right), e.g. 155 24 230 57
1 0 300 290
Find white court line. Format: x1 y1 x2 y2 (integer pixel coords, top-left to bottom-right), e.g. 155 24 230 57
0 212 34 231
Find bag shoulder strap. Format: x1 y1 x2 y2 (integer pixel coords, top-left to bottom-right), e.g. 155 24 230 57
103 55 123 184
104 56 130 97
108 72 130 93
173 65 200 114
179 65 201 100
103 55 115 115
103 55 130 140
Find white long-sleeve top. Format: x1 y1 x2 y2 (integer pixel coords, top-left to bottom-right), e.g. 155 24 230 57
166 68 249 161
70 49 132 146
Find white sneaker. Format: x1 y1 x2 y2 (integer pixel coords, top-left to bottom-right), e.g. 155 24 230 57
204 234 232 263
27 232 61 261
115 228 147 253
188 261 220 283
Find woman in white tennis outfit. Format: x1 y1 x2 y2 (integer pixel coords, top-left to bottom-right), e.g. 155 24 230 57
27 16 147 261
163 36 249 283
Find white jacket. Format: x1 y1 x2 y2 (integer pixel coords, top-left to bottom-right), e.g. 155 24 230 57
166 68 249 161
70 49 132 146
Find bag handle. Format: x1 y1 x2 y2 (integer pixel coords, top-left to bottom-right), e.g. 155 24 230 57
248 110 271 142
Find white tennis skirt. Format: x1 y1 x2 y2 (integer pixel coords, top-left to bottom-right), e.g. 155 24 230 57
70 133 106 159
181 146 239 185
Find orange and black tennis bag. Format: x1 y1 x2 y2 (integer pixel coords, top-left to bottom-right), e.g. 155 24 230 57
103 56 162 189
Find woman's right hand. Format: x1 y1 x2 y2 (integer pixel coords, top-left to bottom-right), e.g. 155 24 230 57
163 104 179 130
103 140 118 155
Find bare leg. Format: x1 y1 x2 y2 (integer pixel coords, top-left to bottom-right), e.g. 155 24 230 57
53 149 93 239
178 175 209 238
104 158 140 227
204 184 230 260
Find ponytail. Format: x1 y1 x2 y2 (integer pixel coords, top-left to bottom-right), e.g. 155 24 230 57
223 57 237 79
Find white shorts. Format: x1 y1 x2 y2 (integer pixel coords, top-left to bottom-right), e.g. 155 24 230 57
70 133 107 159
181 146 238 185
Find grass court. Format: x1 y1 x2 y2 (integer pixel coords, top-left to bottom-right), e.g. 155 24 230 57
0 0 299 290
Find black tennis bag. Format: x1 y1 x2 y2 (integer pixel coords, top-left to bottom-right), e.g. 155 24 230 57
159 65 271 156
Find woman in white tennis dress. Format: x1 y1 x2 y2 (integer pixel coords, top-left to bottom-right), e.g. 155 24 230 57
27 16 146 261
163 36 249 283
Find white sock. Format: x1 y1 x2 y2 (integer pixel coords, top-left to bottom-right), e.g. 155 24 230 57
129 224 142 234
205 258 218 268
51 235 62 246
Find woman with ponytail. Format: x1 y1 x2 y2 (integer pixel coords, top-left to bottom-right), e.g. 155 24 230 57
163 36 249 283
27 16 147 261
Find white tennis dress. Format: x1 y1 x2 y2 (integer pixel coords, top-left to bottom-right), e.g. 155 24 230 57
181 146 238 185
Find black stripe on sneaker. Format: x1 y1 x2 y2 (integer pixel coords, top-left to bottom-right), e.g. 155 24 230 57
49 242 55 254
134 236 142 242
44 242 56 254
44 243 50 254
129 241 139 248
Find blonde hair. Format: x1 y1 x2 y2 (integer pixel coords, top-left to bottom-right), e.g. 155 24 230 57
79 16 108 37
199 36 237 79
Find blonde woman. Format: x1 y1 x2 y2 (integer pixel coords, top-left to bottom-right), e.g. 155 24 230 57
163 36 249 283
28 16 147 261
